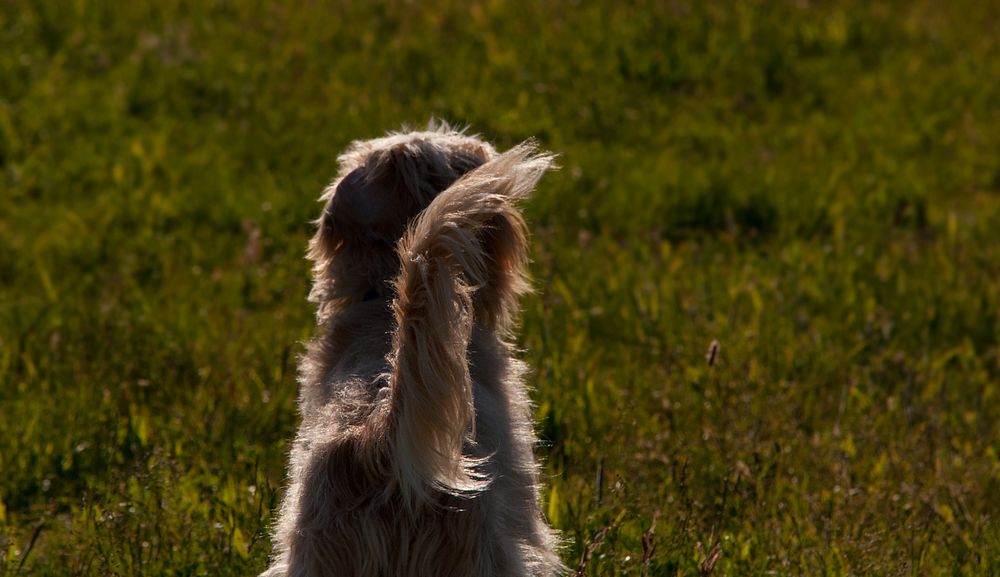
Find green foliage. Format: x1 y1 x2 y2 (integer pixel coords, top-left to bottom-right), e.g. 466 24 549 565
2 0 999 575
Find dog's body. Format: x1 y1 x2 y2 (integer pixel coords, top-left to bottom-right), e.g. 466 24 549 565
261 124 563 577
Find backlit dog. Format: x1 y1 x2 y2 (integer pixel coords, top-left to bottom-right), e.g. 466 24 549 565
261 122 563 577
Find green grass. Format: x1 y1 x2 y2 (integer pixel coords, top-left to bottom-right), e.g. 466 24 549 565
2 0 999 575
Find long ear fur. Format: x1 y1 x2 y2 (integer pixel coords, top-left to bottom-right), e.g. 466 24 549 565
385 142 556 503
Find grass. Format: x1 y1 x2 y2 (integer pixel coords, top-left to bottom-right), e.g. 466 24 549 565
1 0 999 575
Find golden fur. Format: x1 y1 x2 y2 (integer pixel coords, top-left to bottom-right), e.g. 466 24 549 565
260 122 563 577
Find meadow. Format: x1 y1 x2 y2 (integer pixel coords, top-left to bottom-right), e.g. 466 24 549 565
1 0 998 575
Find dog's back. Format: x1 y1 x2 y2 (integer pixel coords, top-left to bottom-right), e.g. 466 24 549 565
261 125 563 577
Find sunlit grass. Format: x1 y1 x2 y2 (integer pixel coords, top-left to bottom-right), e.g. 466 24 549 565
1 0 998 575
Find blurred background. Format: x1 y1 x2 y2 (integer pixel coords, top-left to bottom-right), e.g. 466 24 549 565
1 0 998 574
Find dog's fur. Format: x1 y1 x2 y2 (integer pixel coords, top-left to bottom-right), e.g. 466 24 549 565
261 123 563 577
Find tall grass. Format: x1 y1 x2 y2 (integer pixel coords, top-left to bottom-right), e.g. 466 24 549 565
2 0 998 574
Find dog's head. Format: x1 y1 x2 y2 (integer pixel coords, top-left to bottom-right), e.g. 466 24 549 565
308 122 532 324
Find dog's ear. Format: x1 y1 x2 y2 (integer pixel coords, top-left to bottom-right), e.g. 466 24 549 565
307 166 405 314
311 168 364 265
323 166 410 246
306 180 348 315
468 143 556 332
475 206 532 332
330 168 386 230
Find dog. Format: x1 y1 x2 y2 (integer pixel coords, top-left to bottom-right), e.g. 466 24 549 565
260 122 564 577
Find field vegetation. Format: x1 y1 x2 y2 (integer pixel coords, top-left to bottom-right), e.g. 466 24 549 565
1 0 998 575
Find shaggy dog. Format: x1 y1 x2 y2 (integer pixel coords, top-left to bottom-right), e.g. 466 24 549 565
261 123 563 577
